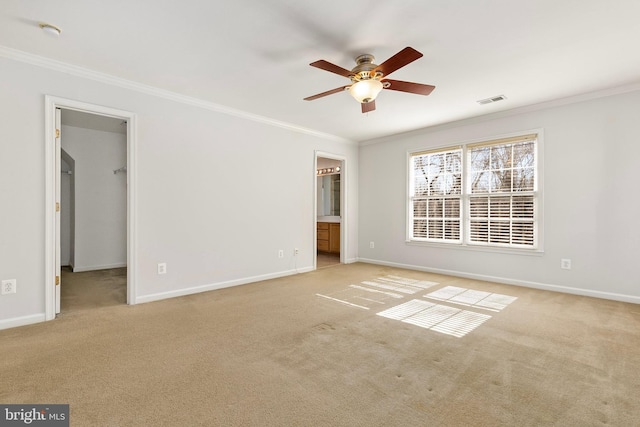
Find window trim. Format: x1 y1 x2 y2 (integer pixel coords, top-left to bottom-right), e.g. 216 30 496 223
406 129 544 254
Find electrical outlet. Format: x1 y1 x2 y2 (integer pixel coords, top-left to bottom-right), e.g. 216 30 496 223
294 248 299 256
278 250 284 258
1 279 17 295
561 259 572 270
157 263 167 275
369 241 375 249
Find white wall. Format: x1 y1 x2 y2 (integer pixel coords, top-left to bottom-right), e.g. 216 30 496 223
358 89 640 302
61 124 127 271
0 55 358 329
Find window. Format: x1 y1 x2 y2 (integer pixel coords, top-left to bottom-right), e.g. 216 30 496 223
409 133 539 249
409 147 462 243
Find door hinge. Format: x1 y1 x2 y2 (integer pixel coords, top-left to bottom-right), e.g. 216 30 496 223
56 128 60 139
56 202 60 212
55 276 60 286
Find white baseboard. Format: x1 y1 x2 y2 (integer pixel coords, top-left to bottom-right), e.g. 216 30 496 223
0 266 315 330
357 258 640 304
72 263 127 272
0 313 46 331
136 266 314 305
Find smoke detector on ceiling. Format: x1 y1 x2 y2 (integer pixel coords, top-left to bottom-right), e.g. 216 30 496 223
39 22 61 36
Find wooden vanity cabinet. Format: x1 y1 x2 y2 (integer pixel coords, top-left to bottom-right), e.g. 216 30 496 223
317 222 340 253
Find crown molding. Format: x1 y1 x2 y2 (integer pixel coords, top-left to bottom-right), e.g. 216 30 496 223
0 45 355 145
360 81 640 146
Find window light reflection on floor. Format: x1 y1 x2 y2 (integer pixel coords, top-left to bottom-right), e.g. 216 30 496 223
316 276 515 338
377 299 492 338
425 286 517 312
316 276 439 310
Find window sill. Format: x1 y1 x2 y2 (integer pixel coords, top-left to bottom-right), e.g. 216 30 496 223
405 240 544 256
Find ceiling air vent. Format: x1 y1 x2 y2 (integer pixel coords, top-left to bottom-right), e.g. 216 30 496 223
477 95 507 105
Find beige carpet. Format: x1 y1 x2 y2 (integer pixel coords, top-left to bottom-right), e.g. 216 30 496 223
316 252 341 269
59 266 127 312
1 263 639 426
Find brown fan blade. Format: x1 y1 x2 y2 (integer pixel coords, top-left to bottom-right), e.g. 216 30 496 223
304 86 348 101
361 100 376 113
309 60 353 78
373 47 423 77
382 79 435 96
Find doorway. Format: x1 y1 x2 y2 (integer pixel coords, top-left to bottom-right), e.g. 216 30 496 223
45 96 137 320
61 110 127 311
315 152 346 270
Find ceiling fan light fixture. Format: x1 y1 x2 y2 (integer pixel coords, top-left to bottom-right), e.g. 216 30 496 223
349 79 383 103
305 47 434 113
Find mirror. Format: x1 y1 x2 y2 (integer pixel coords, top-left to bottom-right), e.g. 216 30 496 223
318 174 340 217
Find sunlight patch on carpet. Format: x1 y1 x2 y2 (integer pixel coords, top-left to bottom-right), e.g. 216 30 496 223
430 310 492 337
361 276 439 295
316 284 400 309
316 293 370 310
316 276 439 310
349 284 404 299
377 299 492 338
376 276 440 290
425 286 517 312
371 299 434 320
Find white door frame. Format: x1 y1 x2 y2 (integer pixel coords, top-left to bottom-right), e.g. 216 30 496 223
44 95 137 320
54 108 61 313
314 151 347 269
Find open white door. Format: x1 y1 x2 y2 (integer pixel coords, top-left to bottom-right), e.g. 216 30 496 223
55 108 61 314
45 96 138 321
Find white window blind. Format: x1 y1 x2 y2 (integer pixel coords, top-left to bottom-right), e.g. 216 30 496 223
408 133 538 249
409 148 462 242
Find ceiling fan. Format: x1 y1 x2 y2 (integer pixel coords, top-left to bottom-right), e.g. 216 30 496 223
304 47 435 113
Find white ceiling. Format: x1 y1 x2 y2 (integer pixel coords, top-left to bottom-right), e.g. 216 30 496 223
2 1 640 142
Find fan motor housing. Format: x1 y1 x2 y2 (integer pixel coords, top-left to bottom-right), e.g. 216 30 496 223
351 54 383 82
